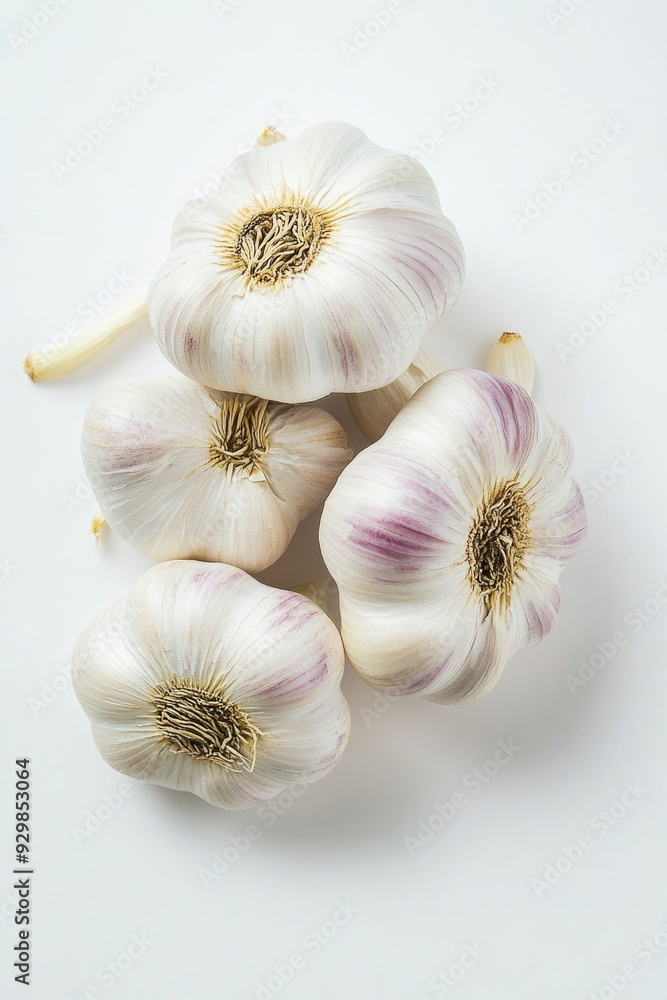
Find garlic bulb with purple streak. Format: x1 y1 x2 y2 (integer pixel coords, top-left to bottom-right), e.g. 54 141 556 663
72 561 350 809
81 374 351 572
148 121 465 404
320 369 587 704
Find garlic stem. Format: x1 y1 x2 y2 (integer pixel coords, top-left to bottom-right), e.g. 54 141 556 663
254 126 286 147
23 297 147 383
89 507 106 542
485 332 536 395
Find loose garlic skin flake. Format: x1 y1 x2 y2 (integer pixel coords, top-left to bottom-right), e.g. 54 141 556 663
72 561 350 809
148 121 465 404
81 374 351 571
320 369 587 704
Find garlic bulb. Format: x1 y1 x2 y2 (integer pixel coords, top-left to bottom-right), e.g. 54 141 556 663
320 369 587 704
72 561 350 809
81 374 351 571
346 344 446 441
148 121 465 404
485 332 535 394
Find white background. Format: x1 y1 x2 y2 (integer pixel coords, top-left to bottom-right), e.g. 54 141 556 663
2 1 667 998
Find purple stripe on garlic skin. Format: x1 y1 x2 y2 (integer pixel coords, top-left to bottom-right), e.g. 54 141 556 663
320 369 588 705
72 561 350 810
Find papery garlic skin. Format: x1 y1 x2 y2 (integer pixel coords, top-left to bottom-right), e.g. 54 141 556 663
72 561 350 809
81 374 351 571
23 298 147 382
346 344 446 441
148 121 465 404
320 369 587 704
485 332 535 394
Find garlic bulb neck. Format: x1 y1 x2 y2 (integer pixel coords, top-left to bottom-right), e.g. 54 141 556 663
208 395 269 476
466 481 531 612
152 680 262 771
485 332 535 395
23 298 147 383
89 506 106 541
254 125 287 148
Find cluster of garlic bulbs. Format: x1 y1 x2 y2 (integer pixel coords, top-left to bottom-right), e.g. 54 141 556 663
27 122 586 810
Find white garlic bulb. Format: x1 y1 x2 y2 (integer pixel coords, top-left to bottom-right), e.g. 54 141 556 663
346 344 446 441
148 121 465 404
72 561 350 809
81 374 351 571
485 332 536 394
320 369 587 704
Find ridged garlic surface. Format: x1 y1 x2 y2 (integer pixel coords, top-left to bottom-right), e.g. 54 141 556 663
148 121 465 404
320 369 587 704
485 332 536 394
81 375 351 571
346 344 446 441
72 561 350 809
